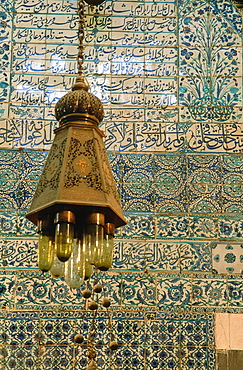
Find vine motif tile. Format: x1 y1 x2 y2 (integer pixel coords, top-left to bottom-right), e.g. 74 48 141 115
99 273 122 309
188 217 218 239
15 271 51 307
227 275 243 308
156 216 189 239
157 275 191 311
219 217 243 240
0 210 18 237
121 214 155 239
121 273 156 308
50 278 84 307
179 242 211 272
0 271 16 309
0 238 37 269
191 274 228 311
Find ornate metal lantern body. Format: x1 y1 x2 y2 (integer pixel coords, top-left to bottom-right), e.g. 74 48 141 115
27 87 125 230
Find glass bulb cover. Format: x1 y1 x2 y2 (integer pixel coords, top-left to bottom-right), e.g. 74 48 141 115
95 234 114 271
65 240 83 289
77 237 93 280
38 233 54 272
84 260 93 280
85 224 104 265
55 222 74 262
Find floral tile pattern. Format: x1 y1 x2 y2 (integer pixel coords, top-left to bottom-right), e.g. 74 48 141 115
212 242 243 274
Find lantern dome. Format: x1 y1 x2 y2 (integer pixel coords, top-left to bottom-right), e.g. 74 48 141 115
55 78 104 124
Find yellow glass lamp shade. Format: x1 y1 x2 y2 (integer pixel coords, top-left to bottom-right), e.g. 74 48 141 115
77 235 93 280
37 220 54 272
95 222 115 271
50 254 65 278
65 240 83 289
54 211 75 262
85 213 105 265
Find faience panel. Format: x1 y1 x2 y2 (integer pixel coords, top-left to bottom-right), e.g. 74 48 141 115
1 0 243 369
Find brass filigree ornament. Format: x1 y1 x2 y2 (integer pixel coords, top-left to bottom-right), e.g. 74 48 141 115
26 0 126 288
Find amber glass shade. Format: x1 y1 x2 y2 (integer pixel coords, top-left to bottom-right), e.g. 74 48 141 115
95 234 114 271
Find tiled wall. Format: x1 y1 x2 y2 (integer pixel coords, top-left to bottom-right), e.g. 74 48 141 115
0 0 243 369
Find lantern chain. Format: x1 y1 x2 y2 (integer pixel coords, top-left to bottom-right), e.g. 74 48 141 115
77 0 85 76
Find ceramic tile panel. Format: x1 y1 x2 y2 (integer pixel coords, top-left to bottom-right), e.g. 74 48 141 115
121 273 156 309
179 242 212 272
0 211 19 237
0 309 216 369
227 275 243 311
0 238 38 269
15 271 52 309
157 274 191 312
0 270 16 309
188 216 218 239
1 0 243 368
191 274 228 312
113 240 146 271
120 213 155 239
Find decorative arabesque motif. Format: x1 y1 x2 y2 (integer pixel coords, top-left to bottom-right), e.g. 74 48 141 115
64 137 102 190
96 138 121 203
33 139 67 198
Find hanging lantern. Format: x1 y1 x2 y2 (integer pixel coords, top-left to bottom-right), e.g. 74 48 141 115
26 76 126 285
26 0 126 287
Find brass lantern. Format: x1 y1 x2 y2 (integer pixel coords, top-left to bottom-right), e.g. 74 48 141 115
26 1 126 288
